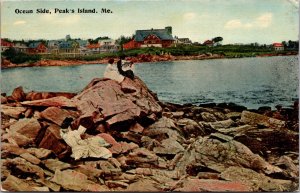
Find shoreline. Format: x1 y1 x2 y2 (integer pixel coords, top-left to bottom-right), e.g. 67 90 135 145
1 52 298 69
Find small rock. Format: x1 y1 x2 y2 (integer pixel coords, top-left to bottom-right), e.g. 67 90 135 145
38 124 69 157
1 105 27 119
43 159 72 172
12 86 26 101
9 118 41 141
20 153 41 165
201 112 217 122
2 175 35 191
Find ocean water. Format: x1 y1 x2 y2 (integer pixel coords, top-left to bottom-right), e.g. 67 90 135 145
1 56 298 109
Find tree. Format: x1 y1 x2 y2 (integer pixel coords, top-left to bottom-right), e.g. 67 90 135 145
116 35 133 51
212 36 223 43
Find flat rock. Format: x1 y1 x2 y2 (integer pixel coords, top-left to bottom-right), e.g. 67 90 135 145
2 130 33 147
40 107 75 126
1 105 27 119
126 179 161 192
174 178 251 192
1 143 28 156
21 96 76 107
174 136 283 176
153 138 184 155
220 166 296 191
51 169 109 191
9 118 41 141
26 148 52 159
20 153 41 165
43 159 72 172
208 119 234 130
126 148 167 169
4 157 44 179
241 110 285 129
2 175 35 191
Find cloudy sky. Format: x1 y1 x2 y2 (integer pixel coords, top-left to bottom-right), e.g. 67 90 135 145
1 0 299 44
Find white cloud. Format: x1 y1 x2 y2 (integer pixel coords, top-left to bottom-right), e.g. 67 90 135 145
183 12 196 20
224 19 242 29
13 20 26 25
224 12 273 30
254 13 272 28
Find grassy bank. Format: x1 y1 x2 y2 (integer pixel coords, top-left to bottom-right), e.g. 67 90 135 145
2 45 298 66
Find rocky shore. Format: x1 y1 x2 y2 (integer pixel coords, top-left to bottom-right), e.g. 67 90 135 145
1 76 299 191
2 51 298 69
1 53 225 69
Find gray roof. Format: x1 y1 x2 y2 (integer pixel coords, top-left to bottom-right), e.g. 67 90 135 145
28 42 42 48
59 41 72 49
76 40 88 47
134 29 174 42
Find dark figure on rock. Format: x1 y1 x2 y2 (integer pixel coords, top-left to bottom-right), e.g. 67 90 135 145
117 55 135 80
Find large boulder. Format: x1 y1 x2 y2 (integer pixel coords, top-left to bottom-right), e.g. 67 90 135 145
173 135 283 176
73 77 162 129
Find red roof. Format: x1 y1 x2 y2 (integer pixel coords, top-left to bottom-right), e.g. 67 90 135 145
203 40 213 45
273 43 283 47
87 43 100 49
1 39 14 47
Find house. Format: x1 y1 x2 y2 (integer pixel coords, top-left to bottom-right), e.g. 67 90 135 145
13 42 28 53
58 40 79 54
28 42 47 54
86 43 101 53
203 40 214 47
98 38 118 52
174 36 192 45
273 43 284 51
1 39 14 52
48 40 60 54
123 26 175 50
76 40 89 54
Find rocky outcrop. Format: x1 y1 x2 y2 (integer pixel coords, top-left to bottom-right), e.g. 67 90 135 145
1 76 298 192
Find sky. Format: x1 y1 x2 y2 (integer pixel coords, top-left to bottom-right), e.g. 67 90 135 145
1 0 299 44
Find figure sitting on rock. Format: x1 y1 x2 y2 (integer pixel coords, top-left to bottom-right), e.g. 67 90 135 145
103 58 125 83
117 55 135 80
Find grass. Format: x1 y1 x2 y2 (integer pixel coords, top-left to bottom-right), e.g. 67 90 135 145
4 45 297 65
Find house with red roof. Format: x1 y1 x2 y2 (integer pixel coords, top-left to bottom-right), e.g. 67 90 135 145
86 43 101 53
28 42 47 54
1 39 14 52
273 43 284 51
203 40 214 47
123 26 175 50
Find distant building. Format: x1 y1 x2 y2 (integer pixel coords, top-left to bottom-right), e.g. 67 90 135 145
174 36 192 45
123 26 175 50
1 39 14 52
273 43 284 51
13 42 28 53
58 40 79 53
28 42 47 54
65 35 71 41
203 40 213 47
48 40 60 54
98 38 118 52
86 43 101 53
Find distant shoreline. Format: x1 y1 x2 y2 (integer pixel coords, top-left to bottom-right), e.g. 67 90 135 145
1 52 298 69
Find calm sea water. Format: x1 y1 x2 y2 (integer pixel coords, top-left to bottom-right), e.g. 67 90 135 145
1 56 299 109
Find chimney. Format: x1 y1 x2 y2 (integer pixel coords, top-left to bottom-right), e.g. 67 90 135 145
165 26 172 35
